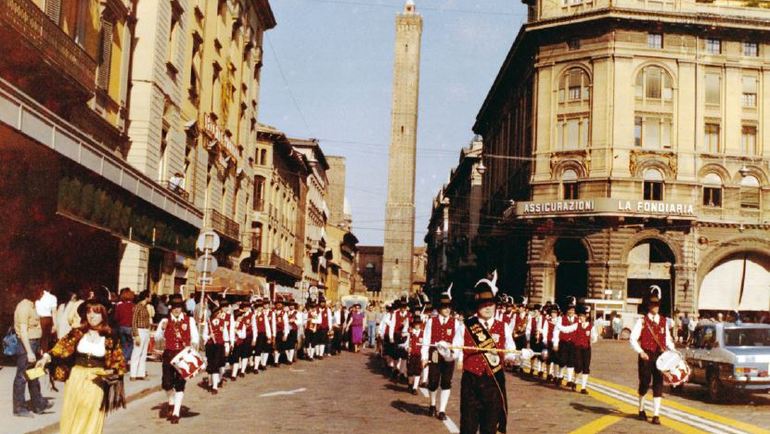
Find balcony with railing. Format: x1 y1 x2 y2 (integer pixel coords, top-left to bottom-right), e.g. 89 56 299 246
204 208 240 241
159 181 191 202
0 0 97 103
252 252 303 279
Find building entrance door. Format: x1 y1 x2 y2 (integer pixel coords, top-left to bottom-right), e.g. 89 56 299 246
626 239 676 316
554 238 588 309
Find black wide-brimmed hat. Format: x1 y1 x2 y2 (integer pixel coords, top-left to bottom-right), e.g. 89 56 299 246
646 285 662 306
438 283 453 307
169 294 185 309
473 270 499 308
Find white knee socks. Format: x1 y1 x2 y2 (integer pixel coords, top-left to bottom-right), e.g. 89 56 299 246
581 374 588 389
653 397 661 416
231 363 239 378
166 389 174 406
430 390 437 406
287 349 295 363
639 396 646 411
308 347 315 359
439 389 451 412
173 392 184 416
273 352 280 364
412 376 420 389
260 353 269 367
212 373 220 390
567 367 575 382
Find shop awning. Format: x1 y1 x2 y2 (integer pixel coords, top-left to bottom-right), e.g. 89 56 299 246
195 267 268 297
699 253 770 311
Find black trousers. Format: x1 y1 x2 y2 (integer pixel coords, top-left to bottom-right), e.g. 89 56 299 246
574 346 591 374
460 370 507 434
547 342 559 366
558 341 576 368
428 357 455 391
162 350 186 392
638 351 664 397
205 343 226 374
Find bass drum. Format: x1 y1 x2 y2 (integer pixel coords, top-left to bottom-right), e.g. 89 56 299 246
656 350 691 387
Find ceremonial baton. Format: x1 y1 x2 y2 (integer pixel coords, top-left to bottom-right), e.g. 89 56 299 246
418 343 540 358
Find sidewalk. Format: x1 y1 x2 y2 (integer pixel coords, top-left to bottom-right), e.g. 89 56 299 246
0 360 163 434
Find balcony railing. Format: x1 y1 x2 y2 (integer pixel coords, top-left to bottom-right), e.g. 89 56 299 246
0 0 97 95
252 253 303 279
205 208 240 241
159 180 190 202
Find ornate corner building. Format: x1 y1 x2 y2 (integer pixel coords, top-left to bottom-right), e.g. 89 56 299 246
433 0 770 315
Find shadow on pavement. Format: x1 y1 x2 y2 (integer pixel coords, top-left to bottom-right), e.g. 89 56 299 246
391 399 429 416
569 402 636 419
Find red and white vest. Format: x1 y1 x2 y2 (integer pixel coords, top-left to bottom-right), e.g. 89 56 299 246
428 316 456 344
559 315 577 343
164 313 191 352
640 315 667 353
463 319 507 377
573 321 593 349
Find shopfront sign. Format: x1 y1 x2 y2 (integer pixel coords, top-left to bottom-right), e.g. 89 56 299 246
517 198 696 218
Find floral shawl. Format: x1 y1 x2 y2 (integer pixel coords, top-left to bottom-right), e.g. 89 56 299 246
49 328 127 382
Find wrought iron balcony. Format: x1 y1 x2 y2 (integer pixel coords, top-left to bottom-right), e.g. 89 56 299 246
252 253 303 279
0 0 97 101
159 180 190 202
204 208 240 241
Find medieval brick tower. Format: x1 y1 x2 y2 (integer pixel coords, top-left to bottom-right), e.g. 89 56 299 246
382 0 422 301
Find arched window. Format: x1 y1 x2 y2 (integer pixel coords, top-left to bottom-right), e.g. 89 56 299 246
643 168 664 201
636 66 673 101
740 175 760 209
702 173 723 207
635 66 674 149
562 168 579 200
559 68 590 103
556 67 591 150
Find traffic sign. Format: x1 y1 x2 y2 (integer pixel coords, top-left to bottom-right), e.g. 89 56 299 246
196 230 220 253
196 254 218 274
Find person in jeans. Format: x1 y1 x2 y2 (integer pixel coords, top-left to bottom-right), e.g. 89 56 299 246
365 305 377 348
13 284 52 417
113 288 135 361
130 290 152 380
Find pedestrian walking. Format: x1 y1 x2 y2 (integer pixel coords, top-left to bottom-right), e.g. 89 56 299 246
113 288 135 361
365 305 377 348
611 312 623 340
12 284 52 417
37 297 127 434
129 290 152 380
346 304 365 352
35 281 57 353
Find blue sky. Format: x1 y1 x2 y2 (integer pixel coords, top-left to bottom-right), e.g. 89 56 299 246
259 0 528 245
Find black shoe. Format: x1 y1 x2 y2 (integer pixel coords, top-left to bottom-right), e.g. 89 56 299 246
547 374 554 382
437 412 447 421
651 416 661 425
428 406 436 417
410 388 417 396
638 410 648 421
570 382 577 392
13 410 34 418
169 415 180 424
580 389 588 395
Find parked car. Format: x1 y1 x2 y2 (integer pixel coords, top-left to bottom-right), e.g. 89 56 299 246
682 322 770 401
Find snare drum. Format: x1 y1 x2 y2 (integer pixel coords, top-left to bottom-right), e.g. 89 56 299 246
656 350 691 387
170 346 206 380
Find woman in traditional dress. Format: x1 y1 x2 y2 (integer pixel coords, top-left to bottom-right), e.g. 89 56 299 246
37 298 127 434
345 304 366 352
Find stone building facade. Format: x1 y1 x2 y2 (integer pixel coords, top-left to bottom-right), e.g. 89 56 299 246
461 0 770 315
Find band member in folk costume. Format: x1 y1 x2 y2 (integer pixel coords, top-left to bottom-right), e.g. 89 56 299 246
510 298 528 373
553 297 578 388
573 304 598 393
271 299 290 366
203 299 233 394
390 297 412 382
541 305 561 382
231 302 256 378
630 286 676 425
315 296 334 359
154 295 199 424
378 303 394 372
421 284 463 421
404 316 425 395
254 300 273 370
525 304 545 378
305 300 319 361
460 271 518 434
284 301 300 364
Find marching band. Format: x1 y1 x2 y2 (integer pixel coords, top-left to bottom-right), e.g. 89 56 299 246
147 276 685 432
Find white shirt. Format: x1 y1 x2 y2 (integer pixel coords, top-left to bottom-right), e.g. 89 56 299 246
629 313 676 355
35 291 57 318
77 333 106 357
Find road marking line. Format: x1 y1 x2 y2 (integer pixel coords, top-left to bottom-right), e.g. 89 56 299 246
589 377 770 434
258 387 307 397
586 384 707 434
568 414 624 434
